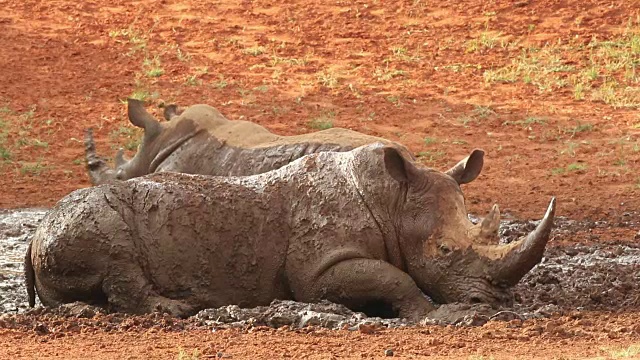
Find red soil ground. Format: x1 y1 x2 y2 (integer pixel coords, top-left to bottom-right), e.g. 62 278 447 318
1 0 639 358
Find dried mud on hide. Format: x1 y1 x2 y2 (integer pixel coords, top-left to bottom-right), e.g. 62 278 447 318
1 209 639 331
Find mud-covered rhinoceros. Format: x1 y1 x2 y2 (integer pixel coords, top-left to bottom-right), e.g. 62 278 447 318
26 142 555 319
86 99 479 186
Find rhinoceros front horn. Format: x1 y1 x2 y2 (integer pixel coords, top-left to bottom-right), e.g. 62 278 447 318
127 98 162 139
490 197 556 286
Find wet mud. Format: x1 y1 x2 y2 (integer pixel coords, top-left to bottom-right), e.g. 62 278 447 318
0 208 48 313
2 209 638 330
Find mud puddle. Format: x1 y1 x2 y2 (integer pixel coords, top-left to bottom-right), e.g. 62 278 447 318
1 208 638 329
0 208 48 313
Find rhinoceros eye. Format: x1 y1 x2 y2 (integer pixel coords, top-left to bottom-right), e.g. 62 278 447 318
439 244 451 254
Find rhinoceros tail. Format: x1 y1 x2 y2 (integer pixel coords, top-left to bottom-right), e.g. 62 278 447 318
25 240 36 307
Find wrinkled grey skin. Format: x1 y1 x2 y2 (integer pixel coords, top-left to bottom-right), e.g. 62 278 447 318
85 99 421 185
27 143 555 320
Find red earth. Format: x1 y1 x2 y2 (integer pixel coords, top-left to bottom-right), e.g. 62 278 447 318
1 0 640 358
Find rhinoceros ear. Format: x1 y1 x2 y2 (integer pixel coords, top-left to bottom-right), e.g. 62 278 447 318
162 104 182 121
445 149 484 185
383 146 415 183
127 98 161 138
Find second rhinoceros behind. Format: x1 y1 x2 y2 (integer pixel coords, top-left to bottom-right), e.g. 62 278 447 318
85 99 480 186
27 143 555 320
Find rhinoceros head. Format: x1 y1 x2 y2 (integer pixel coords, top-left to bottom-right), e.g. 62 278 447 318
112 99 199 181
352 144 555 307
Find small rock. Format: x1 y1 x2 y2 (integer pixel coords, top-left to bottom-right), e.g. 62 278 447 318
34 323 49 335
3 228 22 237
358 323 378 334
384 349 394 356
456 314 489 327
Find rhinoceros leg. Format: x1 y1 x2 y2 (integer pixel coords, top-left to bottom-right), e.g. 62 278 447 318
303 259 435 321
101 262 196 318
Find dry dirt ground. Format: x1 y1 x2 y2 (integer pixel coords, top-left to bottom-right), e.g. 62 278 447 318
1 0 640 358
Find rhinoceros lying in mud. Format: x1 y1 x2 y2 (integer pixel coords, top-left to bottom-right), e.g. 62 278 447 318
86 99 477 185
27 143 555 320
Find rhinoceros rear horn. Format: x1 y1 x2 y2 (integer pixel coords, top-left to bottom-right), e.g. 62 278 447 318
491 197 556 286
114 148 130 168
127 98 161 139
473 204 501 244
445 149 484 185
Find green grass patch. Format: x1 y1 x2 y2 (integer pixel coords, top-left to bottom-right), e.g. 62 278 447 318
465 30 502 53
110 126 143 151
601 344 640 359
458 105 496 126
177 347 201 360
176 47 192 62
564 121 594 136
389 46 421 62
143 56 164 78
213 75 229 89
374 67 406 82
184 67 208 86
108 27 147 54
503 116 547 128
0 146 10 161
317 70 339 88
270 55 309 67
19 160 48 176
243 45 266 56
483 19 640 107
126 86 158 102
551 162 587 175
424 137 438 145
308 111 335 130
253 85 269 93
416 150 446 164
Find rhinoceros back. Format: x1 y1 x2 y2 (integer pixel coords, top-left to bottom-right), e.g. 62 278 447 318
110 174 291 307
156 132 354 176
